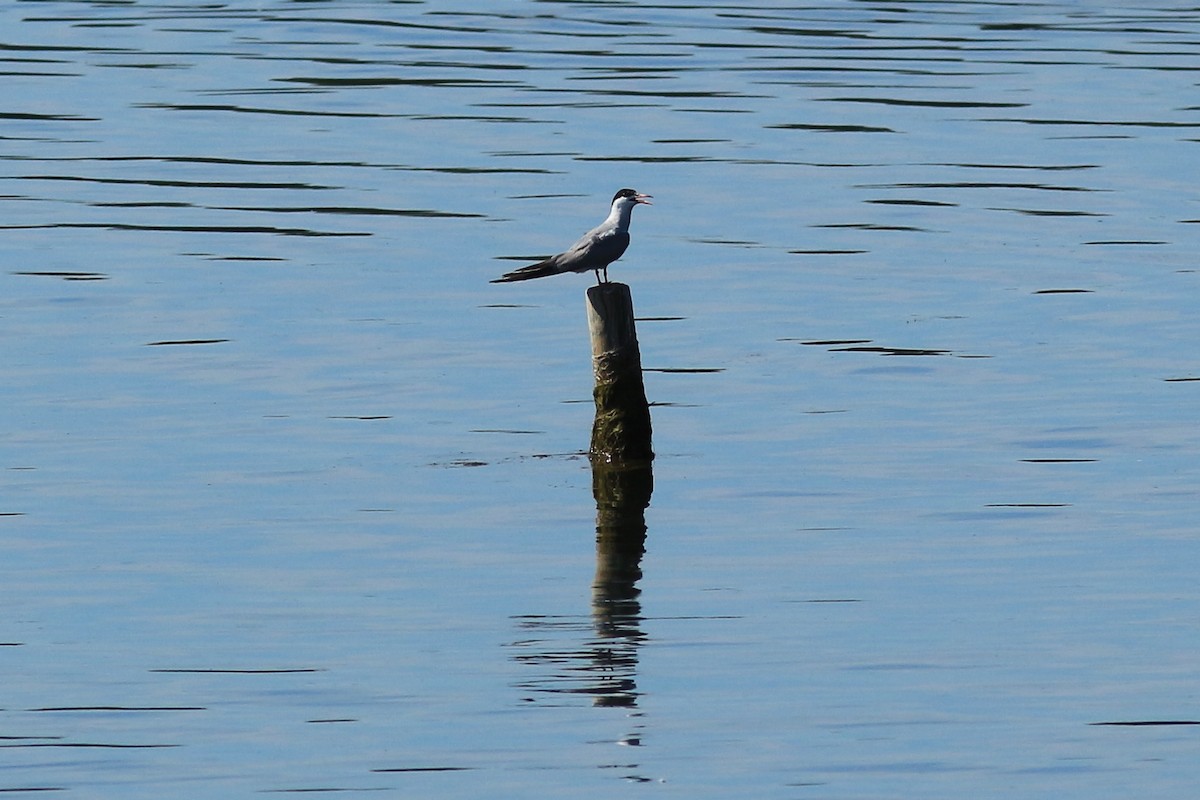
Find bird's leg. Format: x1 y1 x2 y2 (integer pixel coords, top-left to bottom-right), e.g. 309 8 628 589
594 267 602 285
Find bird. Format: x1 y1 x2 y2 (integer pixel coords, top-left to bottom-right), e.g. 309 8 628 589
491 188 652 285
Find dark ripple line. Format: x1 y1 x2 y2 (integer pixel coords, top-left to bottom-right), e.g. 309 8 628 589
135 102 402 118
276 76 526 88
407 114 556 123
833 345 951 356
145 340 229 347
989 207 1108 217
4 174 338 190
3 154 387 169
929 162 1098 171
14 271 108 280
1084 240 1166 245
986 503 1070 508
539 87 768 100
212 205 484 218
815 223 931 232
0 742 178 749
21 10 256 22
1091 720 1200 726
393 165 560 175
755 65 1006 78
476 100 660 110
151 667 323 673
29 706 205 712
858 181 1103 192
770 123 895 133
259 788 393 795
92 201 193 208
0 70 81 77
866 199 957 207
982 22 1190 34
7 153 552 175
0 736 56 741
194 88 342 98
0 42 133 53
982 117 1200 128
575 155 718 163
371 766 474 773
789 249 869 255
817 96 1027 109
644 367 724 374
740 24 877 41
0 112 98 122
1 223 368 237
263 15 492 34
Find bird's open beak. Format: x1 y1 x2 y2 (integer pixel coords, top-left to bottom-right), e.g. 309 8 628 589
635 193 653 205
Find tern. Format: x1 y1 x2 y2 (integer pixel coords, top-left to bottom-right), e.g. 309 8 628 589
491 188 652 285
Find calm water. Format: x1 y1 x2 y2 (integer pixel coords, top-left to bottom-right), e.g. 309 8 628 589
2 1 1198 797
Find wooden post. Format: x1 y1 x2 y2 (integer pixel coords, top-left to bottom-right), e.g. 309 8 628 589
586 282 653 464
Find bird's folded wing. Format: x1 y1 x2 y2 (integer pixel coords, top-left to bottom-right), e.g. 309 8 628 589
559 230 629 272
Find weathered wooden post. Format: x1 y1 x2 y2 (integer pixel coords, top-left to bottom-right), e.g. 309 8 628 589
585 282 653 464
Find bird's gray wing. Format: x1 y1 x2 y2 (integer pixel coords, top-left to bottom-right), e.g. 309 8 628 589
557 228 630 274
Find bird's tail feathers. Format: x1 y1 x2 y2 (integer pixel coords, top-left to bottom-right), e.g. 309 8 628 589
490 258 564 283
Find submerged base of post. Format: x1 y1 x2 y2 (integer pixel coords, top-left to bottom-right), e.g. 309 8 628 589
586 282 653 465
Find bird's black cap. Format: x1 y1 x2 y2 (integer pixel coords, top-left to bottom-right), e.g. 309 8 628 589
612 188 639 202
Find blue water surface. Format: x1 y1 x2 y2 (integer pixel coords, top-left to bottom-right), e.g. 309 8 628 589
1 1 1198 797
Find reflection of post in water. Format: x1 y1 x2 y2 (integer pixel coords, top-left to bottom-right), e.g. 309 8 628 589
591 460 652 708
510 462 651 708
